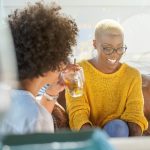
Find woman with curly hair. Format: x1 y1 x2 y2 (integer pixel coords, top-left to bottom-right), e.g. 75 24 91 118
0 2 78 134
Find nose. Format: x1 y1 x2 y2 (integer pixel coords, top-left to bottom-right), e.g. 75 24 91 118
109 49 120 59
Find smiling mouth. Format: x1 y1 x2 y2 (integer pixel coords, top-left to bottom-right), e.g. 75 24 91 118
107 59 117 64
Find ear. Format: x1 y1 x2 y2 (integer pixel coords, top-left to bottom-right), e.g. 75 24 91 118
93 39 97 49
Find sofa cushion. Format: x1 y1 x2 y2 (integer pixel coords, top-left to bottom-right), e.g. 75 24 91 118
142 75 150 119
142 74 150 135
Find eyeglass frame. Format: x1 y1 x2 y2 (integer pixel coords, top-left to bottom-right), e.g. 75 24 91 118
101 45 127 55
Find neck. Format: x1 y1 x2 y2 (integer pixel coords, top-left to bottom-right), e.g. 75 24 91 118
90 57 121 74
19 78 42 96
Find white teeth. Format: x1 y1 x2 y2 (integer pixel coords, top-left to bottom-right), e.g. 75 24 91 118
108 59 117 64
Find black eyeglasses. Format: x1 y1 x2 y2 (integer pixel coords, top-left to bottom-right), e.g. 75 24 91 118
102 45 127 55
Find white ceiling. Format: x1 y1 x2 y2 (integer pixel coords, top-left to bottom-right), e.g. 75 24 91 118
3 0 150 6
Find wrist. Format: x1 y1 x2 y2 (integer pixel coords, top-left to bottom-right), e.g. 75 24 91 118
43 92 59 101
45 84 61 97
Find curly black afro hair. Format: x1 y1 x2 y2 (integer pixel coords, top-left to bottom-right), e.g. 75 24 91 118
8 2 78 80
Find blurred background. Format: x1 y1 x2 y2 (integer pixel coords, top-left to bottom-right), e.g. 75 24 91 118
2 0 150 75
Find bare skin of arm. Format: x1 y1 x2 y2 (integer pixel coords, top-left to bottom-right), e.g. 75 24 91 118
40 64 80 113
127 122 142 136
40 96 56 113
80 123 92 130
40 81 65 113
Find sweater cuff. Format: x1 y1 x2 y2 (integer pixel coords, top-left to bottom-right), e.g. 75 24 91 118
76 120 92 131
121 115 148 133
70 114 92 131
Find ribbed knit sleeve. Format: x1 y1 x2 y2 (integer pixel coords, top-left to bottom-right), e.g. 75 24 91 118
66 89 92 130
121 71 148 132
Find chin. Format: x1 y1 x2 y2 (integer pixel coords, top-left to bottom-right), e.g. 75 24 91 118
107 59 120 68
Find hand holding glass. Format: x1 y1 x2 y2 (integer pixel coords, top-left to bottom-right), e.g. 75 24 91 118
61 67 84 98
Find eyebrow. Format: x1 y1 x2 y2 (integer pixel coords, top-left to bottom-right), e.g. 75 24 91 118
102 43 123 47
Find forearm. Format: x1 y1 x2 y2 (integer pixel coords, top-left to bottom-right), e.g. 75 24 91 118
127 122 142 136
40 96 55 113
40 83 64 113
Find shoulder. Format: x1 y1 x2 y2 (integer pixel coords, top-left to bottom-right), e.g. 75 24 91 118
10 90 39 118
78 60 97 78
78 60 88 67
78 59 95 72
2 90 54 134
124 63 141 78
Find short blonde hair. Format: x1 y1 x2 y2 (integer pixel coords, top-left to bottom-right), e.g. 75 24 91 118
95 19 124 39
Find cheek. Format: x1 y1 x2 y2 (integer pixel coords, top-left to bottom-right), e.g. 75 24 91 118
48 72 60 84
99 51 108 60
107 53 122 60
53 73 60 81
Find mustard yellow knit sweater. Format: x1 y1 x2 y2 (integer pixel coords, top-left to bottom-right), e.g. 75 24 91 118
66 60 148 132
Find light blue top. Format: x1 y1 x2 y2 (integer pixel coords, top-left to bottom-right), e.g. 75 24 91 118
0 89 54 134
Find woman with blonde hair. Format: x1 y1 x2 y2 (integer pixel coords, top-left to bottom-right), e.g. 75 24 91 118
66 19 148 137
